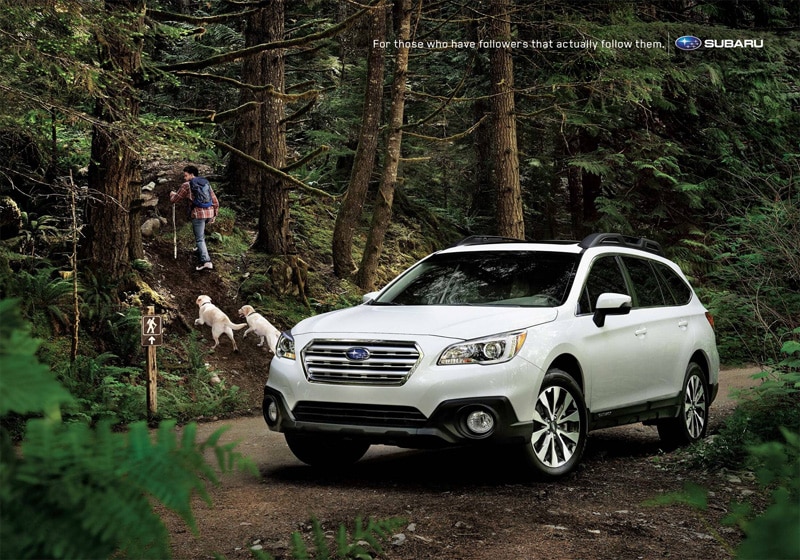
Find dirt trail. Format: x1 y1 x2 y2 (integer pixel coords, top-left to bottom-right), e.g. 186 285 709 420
162 367 762 560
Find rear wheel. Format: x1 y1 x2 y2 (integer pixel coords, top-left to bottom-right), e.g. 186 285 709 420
285 433 370 468
657 362 709 448
522 369 588 478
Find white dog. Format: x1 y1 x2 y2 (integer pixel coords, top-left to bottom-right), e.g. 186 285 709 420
238 304 280 354
195 295 247 351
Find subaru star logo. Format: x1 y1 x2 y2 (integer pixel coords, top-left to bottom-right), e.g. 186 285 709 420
345 347 371 361
675 36 702 51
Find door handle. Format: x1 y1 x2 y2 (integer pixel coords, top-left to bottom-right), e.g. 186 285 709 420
678 320 689 329
634 327 647 336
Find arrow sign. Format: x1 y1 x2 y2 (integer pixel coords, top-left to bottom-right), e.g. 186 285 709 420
141 333 163 347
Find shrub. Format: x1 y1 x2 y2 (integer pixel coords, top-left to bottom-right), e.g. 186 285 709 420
0 297 256 559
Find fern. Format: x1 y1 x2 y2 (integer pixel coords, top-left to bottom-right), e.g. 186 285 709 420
0 298 73 418
287 516 406 560
0 298 257 559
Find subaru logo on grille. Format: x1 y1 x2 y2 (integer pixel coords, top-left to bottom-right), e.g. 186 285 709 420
675 36 702 51
345 347 371 361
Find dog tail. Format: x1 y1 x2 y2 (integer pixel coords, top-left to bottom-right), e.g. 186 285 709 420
229 322 248 331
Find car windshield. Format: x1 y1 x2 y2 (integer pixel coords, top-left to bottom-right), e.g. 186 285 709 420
374 250 579 307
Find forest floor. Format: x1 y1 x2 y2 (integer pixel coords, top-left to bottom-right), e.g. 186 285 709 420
142 231 767 560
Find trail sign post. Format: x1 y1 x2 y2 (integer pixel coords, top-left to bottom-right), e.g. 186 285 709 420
141 314 163 347
141 307 161 417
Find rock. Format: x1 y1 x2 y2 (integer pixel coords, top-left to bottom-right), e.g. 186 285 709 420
391 533 406 546
141 217 167 237
0 196 21 236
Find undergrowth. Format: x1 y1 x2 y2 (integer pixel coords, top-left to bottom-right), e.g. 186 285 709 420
650 328 800 559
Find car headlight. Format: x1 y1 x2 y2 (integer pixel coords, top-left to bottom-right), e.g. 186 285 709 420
438 331 527 365
276 331 296 360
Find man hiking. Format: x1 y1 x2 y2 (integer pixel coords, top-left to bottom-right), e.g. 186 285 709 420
170 165 219 271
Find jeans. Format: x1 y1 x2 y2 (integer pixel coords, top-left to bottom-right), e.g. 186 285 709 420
192 218 211 264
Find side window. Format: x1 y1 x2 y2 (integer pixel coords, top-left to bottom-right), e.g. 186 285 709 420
621 257 666 308
578 256 629 314
654 262 693 305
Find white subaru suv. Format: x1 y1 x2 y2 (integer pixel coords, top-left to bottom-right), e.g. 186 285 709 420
263 233 719 477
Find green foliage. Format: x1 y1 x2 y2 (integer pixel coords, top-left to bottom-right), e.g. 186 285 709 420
154 332 247 422
0 298 256 559
733 428 800 559
0 298 73 419
651 428 799 560
1 266 73 335
285 517 406 560
685 330 800 468
703 198 800 363
55 352 145 425
651 331 800 558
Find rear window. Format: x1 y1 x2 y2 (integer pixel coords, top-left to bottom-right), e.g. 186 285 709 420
654 262 693 305
375 251 579 307
622 256 667 308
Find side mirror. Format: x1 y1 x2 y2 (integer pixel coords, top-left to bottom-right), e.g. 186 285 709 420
362 291 380 304
593 293 632 327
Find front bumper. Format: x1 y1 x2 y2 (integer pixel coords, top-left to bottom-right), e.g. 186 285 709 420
263 386 533 448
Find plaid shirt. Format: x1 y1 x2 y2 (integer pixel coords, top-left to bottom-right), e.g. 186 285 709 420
170 180 219 220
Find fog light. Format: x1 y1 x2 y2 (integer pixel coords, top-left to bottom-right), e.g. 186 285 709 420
266 399 279 424
465 409 495 436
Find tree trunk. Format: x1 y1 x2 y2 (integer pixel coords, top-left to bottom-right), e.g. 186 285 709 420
466 13 492 223
356 0 412 291
83 0 144 285
252 0 292 255
489 0 524 239
227 8 267 202
332 5 387 278
580 132 601 229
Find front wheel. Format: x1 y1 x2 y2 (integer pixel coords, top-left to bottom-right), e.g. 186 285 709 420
285 433 370 468
522 369 588 478
657 362 709 448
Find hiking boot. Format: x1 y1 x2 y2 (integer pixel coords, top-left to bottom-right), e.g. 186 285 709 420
195 262 213 271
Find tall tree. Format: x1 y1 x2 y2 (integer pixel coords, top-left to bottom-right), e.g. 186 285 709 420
251 0 292 255
83 0 145 283
332 3 387 278
356 0 413 291
488 0 524 239
227 7 269 202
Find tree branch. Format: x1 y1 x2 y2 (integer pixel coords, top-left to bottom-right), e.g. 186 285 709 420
157 0 383 73
281 97 318 125
147 6 266 25
173 72 321 100
284 145 330 172
403 115 488 142
212 140 336 198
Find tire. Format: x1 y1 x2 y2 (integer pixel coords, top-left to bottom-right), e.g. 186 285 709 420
522 369 588 478
285 433 370 468
657 362 709 449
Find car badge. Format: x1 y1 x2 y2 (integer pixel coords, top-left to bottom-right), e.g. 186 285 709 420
345 347 371 361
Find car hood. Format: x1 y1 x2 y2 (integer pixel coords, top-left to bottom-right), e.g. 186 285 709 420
291 304 558 341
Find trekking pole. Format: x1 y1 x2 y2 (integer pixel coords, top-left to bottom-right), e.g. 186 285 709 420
172 204 177 259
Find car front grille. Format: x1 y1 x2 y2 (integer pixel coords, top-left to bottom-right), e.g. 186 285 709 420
292 401 427 427
302 339 422 386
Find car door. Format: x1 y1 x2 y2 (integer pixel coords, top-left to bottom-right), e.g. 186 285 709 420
619 256 688 403
576 255 653 413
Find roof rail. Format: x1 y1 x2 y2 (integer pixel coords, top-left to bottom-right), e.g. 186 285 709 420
450 235 526 247
579 233 664 256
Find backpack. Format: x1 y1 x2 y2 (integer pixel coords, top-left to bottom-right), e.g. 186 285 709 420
189 177 213 209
